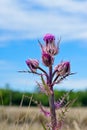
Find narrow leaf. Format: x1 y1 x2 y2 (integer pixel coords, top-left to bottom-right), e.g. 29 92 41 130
40 120 47 130
41 75 52 95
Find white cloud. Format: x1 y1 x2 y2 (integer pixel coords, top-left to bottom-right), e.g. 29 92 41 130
0 72 39 92
55 79 87 91
34 0 87 14
0 0 87 43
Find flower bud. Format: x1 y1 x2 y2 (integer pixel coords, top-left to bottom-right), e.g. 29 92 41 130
26 59 39 72
43 33 55 44
55 61 70 76
42 52 54 67
46 43 59 55
42 33 60 56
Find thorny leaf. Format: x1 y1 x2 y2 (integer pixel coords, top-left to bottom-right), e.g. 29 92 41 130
55 90 73 109
58 96 77 122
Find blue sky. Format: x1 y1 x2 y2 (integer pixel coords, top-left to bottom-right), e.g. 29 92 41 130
0 0 87 92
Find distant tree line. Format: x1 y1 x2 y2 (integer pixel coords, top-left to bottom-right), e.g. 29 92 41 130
0 88 87 107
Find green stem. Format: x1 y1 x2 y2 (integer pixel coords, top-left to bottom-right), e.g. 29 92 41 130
48 66 57 130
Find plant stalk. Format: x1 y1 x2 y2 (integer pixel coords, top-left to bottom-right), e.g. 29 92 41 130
48 66 57 130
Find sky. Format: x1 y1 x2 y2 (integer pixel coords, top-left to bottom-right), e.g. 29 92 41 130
0 0 87 92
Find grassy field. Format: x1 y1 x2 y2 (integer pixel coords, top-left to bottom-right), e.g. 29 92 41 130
0 106 87 130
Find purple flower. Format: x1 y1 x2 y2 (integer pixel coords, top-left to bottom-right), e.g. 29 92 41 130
26 59 39 72
42 51 54 67
55 61 70 76
43 33 55 44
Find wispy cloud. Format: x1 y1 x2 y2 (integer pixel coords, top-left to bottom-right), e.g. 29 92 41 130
0 0 87 44
55 78 87 91
34 0 87 14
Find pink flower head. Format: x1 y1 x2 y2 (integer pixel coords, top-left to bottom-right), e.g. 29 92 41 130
41 33 60 56
43 33 55 44
42 51 54 67
55 61 70 76
26 59 39 72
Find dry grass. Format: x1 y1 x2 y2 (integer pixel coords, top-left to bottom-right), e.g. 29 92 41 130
0 106 87 130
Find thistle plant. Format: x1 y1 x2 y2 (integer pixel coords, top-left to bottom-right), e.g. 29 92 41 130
21 34 74 130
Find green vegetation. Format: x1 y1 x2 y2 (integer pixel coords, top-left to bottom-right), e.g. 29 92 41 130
0 88 87 106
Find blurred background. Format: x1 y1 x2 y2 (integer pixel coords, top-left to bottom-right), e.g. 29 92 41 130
0 0 87 92
0 1 87 130
0 0 87 106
